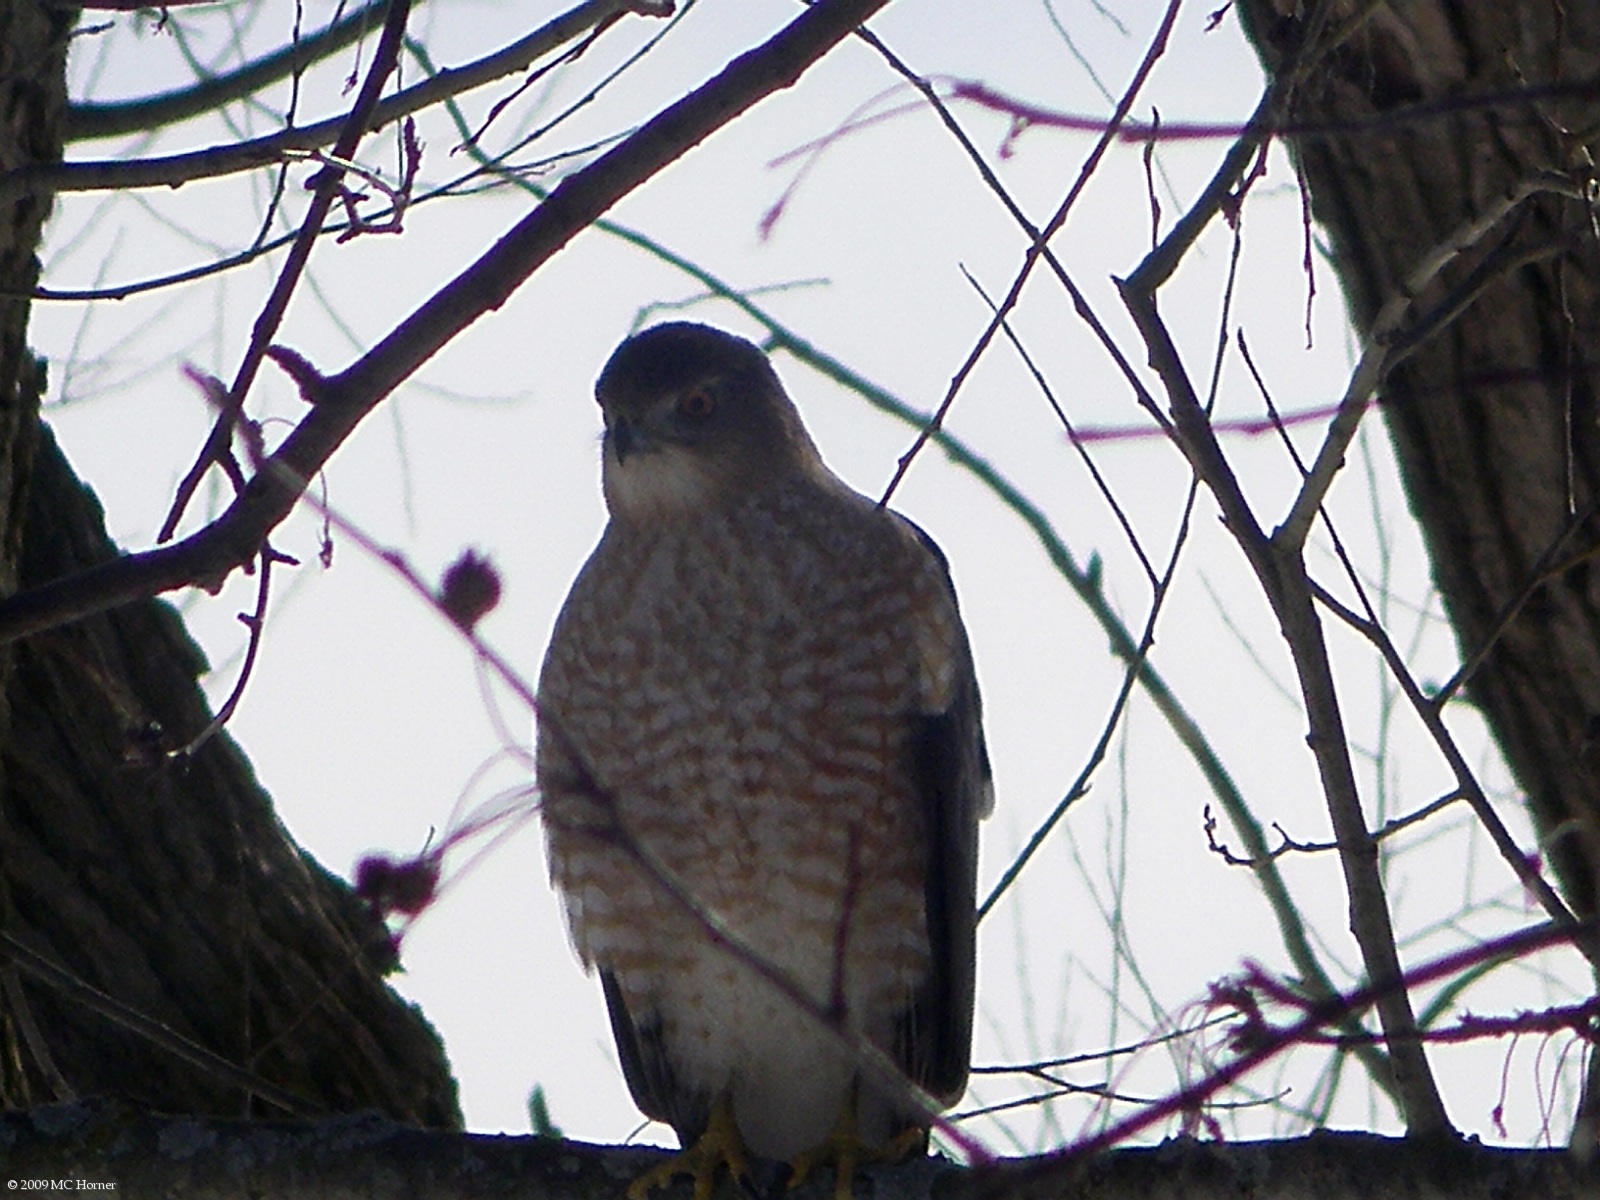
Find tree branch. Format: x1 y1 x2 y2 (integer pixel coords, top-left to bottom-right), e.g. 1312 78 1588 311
1118 263 1452 1135
0 0 891 646
1276 171 1587 551
156 0 417 543
7 1102 1596 1199
9 0 650 203
66 0 397 142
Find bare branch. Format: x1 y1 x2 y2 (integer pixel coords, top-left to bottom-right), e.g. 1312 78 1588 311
876 0 1183 507
0 0 892 646
157 0 417 544
954 921 1582 1200
15 1 651 203
66 0 395 142
1307 579 1593 962
1276 171 1587 551
1115 6 1455 1127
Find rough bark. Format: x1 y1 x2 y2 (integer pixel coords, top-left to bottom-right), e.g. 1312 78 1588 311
1234 3 1600 923
4 1102 1595 1199
0 0 458 1127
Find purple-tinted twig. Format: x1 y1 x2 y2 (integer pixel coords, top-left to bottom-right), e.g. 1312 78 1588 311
168 546 282 761
157 0 414 546
1300 998 1600 1047
0 0 888 648
876 0 1183 508
959 921 1585 1200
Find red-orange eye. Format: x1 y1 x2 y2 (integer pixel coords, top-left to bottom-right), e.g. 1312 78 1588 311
679 388 716 419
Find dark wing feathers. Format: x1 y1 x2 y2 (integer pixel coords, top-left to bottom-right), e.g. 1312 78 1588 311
601 969 711 1146
896 518 989 1104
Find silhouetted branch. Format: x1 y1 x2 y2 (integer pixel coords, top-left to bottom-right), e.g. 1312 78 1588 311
157 0 416 543
1115 7 1453 1132
13 0 653 203
876 0 1182 507
7 1104 1596 1197
1307 578 1593 960
0 0 891 649
1203 793 1466 867
66 0 395 142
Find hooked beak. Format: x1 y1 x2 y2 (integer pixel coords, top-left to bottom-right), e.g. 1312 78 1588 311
608 414 651 464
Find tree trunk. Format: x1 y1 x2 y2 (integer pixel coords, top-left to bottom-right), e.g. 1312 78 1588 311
0 0 458 1127
1234 2 1600 924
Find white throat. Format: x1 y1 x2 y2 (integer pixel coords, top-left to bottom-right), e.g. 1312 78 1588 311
603 445 717 519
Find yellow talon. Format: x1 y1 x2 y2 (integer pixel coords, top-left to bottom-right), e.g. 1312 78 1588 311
629 1094 752 1200
786 1092 924 1200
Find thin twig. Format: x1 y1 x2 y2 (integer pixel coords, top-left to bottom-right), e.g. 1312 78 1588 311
1276 171 1587 551
851 23 1170 434
158 0 416 544
0 932 320 1118
0 0 892 648
1205 792 1464 867
0 963 75 1103
960 267 1159 588
876 0 1183 507
1239 304 1597 967
169 545 287 760
17 1 650 203
1116 22 1453 1127
1434 502 1600 707
1307 578 1592 963
958 921 1582 1200
66 0 396 141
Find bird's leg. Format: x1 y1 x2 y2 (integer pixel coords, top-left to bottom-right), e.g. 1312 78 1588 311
786 1085 924 1200
628 1091 752 1200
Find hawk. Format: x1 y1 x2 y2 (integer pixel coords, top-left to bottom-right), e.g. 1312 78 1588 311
537 323 990 1197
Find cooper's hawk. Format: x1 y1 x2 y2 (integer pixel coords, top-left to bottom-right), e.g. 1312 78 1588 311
537 323 990 1197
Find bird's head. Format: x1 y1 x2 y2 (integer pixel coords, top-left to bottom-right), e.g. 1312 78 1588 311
594 323 824 521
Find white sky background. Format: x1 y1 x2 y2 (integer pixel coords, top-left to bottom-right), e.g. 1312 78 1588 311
32 0 1589 1154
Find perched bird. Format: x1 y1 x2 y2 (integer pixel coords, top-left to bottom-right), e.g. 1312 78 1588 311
536 323 990 1198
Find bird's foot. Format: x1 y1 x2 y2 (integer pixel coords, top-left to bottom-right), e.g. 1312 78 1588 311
786 1121 924 1200
629 1094 753 1200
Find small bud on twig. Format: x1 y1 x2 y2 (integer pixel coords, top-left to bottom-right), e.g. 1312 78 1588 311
438 549 502 631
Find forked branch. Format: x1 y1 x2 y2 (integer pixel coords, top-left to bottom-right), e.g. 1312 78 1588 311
0 0 891 647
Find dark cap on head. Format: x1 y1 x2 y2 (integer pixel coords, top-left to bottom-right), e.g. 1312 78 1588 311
593 324 821 515
597 323 779 408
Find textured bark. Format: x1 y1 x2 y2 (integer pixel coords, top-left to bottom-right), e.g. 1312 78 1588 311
1235 3 1600 923
4 1102 1595 1199
0 0 458 1127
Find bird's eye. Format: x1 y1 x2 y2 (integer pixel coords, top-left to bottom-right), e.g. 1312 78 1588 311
678 388 717 420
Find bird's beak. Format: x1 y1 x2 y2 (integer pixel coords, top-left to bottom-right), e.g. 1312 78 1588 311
608 414 649 464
